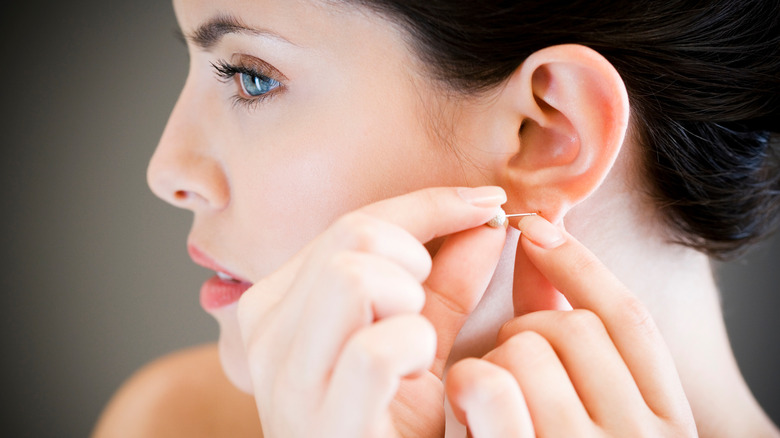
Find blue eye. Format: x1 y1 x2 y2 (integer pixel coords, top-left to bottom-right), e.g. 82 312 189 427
212 59 286 108
240 72 281 97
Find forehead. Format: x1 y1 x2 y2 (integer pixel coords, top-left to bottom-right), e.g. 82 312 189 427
173 0 398 51
171 0 433 95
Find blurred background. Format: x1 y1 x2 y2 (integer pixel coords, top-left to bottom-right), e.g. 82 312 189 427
0 1 777 436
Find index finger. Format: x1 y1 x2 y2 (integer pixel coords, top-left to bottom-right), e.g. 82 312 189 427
358 186 506 244
240 186 505 312
511 215 691 418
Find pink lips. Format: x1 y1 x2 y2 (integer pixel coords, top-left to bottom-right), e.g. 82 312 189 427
188 245 253 311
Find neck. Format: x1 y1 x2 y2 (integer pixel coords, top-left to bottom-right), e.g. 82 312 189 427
565 187 719 340
569 192 776 436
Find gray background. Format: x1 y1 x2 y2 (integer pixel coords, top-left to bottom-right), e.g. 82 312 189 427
1 1 777 436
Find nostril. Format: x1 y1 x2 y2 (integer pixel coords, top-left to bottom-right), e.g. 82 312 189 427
172 189 216 209
148 155 229 210
174 190 188 202
173 189 199 206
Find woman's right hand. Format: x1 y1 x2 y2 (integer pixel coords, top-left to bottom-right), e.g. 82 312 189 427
236 186 509 437
445 215 697 437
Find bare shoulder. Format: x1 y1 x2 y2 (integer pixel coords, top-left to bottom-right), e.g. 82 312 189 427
92 344 262 438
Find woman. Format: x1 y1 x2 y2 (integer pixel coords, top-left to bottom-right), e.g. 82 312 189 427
94 0 780 436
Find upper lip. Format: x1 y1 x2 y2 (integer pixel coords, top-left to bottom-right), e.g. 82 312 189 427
187 244 251 284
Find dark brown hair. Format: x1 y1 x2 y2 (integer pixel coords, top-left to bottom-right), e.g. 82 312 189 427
346 0 780 259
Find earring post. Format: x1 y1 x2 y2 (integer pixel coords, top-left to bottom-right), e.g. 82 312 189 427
486 211 537 228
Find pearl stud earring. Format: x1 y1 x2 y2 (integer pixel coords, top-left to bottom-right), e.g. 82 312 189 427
486 209 537 228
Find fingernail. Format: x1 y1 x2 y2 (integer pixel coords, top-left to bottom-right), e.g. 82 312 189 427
458 186 507 207
519 216 565 249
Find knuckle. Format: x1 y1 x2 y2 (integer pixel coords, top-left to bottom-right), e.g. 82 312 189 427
560 309 605 337
495 331 555 370
480 363 517 389
471 366 519 404
330 252 369 289
345 333 394 375
569 250 604 279
414 187 439 213
414 248 433 278
447 357 478 378
334 212 382 252
409 189 441 227
497 317 524 343
504 330 551 356
617 295 657 336
327 252 373 313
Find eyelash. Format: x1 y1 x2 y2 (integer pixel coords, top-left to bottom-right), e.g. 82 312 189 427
211 59 284 109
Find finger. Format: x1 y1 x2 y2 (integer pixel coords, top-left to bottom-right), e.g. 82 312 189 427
485 331 594 436
499 310 647 427
358 186 506 244
243 185 503 314
241 214 432 353
321 314 436 437
446 358 534 438
237 238 319 353
423 224 507 377
516 215 690 418
512 238 571 316
239 186 502 353
278 214 432 327
285 251 426 389
317 212 434 283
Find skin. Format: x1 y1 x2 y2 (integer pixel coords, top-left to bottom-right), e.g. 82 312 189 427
94 0 780 436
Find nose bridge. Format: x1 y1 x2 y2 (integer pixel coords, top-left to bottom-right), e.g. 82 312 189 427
147 83 230 211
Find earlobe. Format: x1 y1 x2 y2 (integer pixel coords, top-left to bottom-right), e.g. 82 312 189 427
497 44 630 224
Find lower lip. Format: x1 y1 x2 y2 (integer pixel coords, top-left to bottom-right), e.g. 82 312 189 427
200 275 253 311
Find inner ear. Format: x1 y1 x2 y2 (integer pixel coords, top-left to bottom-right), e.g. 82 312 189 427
514 111 579 170
512 67 580 171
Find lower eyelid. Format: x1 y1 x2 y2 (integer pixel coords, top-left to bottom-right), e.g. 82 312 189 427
230 79 283 110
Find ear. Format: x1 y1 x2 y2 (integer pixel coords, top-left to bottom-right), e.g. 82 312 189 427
495 44 629 224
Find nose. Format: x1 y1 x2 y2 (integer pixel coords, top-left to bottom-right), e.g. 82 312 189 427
147 90 230 212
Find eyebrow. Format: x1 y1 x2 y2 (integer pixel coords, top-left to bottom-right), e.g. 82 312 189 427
184 13 294 50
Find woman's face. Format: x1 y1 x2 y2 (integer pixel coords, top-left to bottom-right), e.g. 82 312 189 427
148 0 498 390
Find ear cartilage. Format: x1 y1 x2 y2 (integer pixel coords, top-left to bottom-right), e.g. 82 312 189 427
486 210 537 228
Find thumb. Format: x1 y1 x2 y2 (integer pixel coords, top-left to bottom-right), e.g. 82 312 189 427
512 222 571 317
422 224 506 378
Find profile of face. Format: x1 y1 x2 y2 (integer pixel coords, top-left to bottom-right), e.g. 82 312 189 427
147 0 634 392
147 0 499 391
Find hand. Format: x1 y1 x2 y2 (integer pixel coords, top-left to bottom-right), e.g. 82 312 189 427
446 215 697 437
237 187 508 437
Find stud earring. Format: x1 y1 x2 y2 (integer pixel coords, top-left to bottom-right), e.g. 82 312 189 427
486 209 537 228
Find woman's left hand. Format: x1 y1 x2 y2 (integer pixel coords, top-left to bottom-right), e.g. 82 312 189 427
446 215 698 437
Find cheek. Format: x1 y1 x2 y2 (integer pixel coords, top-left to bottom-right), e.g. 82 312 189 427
226 102 466 272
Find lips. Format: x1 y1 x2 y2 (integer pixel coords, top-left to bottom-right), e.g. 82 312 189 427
199 275 253 311
188 245 253 311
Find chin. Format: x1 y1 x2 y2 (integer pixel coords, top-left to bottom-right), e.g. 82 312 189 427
213 304 255 394
218 337 254 394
